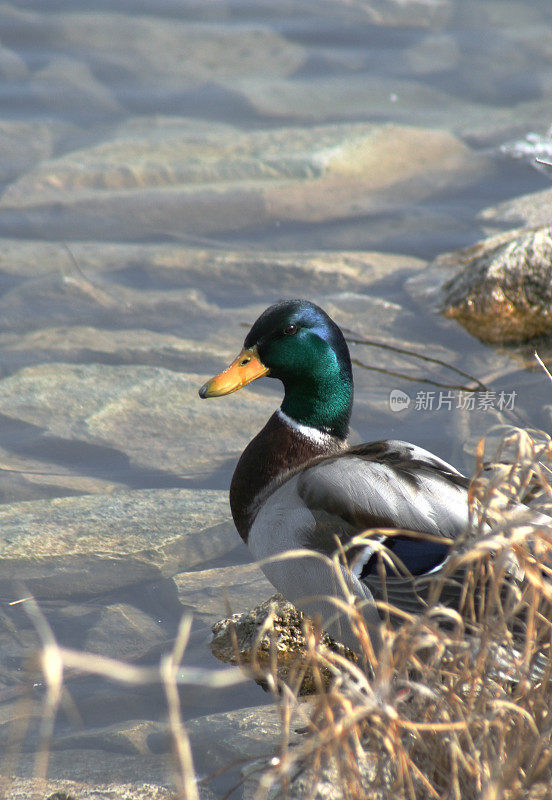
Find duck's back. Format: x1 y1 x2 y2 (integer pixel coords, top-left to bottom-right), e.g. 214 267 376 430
247 439 470 652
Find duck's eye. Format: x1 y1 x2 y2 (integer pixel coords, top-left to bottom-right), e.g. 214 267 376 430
283 323 298 336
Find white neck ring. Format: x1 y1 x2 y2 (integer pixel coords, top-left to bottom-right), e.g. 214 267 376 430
277 409 334 446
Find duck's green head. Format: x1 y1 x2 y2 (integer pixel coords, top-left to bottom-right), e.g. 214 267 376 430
199 299 353 439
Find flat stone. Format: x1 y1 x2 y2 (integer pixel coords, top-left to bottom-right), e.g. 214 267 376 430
8 705 289 796
0 443 124 503
0 238 422 282
6 744 217 798
243 752 381 800
109 247 423 309
405 32 460 75
456 100 552 148
0 269 219 336
0 119 484 240
188 702 383 799
238 74 456 124
0 713 171 786
0 579 183 702
51 719 171 757
0 488 235 598
81 600 174 660
237 72 552 145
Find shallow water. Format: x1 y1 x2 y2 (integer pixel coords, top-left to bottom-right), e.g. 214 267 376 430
0 0 551 797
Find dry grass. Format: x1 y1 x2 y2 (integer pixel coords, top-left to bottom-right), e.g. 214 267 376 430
5 426 552 800
249 426 552 800
1 603 247 800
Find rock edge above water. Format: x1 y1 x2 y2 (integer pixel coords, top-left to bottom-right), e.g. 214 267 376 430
211 593 357 695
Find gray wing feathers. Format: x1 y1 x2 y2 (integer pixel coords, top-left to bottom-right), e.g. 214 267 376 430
297 456 469 539
247 448 470 653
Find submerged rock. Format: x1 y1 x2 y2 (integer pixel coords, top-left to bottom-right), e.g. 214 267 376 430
437 226 552 343
0 119 75 184
29 55 122 121
0 238 423 335
480 186 552 230
211 594 357 695
56 12 305 91
243 752 381 800
174 562 273 625
237 72 552 145
3 778 178 800
4 706 286 798
0 363 274 486
0 118 484 240
0 488 235 597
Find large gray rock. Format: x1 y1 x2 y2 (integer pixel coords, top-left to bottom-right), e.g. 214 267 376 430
188 702 383 800
0 327 225 376
186 703 299 778
437 227 552 343
5 706 288 798
0 363 275 484
243 752 381 800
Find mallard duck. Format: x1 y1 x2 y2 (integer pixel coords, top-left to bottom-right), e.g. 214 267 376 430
199 299 472 653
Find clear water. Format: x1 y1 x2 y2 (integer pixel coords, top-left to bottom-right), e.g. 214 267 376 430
1 0 551 796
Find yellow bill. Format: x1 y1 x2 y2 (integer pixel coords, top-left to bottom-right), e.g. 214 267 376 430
199 345 269 398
